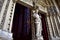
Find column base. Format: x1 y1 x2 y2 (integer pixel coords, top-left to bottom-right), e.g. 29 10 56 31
36 35 43 40
37 36 43 40
0 29 13 40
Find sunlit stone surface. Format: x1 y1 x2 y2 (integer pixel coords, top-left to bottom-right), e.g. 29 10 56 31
0 0 16 40
0 30 13 40
0 0 4 12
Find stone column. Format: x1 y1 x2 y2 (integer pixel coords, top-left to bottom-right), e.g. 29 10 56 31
46 13 53 38
52 0 60 16
0 0 8 29
0 0 16 40
47 6 60 40
31 11 36 40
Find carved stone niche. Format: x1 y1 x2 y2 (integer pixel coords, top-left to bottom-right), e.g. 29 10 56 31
31 9 47 40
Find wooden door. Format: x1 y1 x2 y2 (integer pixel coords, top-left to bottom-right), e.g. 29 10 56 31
12 3 32 40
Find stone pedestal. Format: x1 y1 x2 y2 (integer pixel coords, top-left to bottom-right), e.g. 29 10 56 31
0 29 13 40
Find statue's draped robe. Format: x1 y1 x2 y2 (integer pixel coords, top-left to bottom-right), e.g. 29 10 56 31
12 3 31 40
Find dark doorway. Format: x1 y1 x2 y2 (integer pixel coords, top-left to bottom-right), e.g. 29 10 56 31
12 3 32 40
41 13 49 40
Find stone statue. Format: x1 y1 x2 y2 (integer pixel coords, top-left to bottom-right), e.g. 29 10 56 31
33 9 43 40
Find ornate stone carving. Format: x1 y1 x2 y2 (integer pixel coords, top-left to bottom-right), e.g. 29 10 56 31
32 9 43 40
